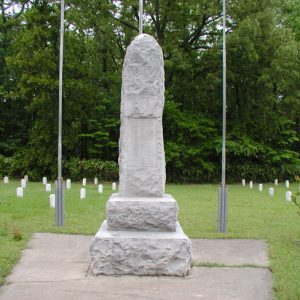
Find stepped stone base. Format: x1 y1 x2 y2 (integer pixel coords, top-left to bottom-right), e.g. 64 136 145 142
90 221 191 276
107 194 178 231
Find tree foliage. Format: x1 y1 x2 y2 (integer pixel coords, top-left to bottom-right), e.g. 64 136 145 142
0 0 299 182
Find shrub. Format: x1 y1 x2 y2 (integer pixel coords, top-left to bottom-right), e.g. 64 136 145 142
63 158 118 182
12 226 23 241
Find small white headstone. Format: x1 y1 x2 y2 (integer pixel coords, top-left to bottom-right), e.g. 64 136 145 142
285 180 289 188
274 179 278 186
42 177 47 185
112 182 117 191
268 187 274 197
66 179 71 189
16 187 23 197
286 191 292 202
258 184 263 192
24 175 29 182
94 178 98 185
242 179 246 186
45 183 51 192
80 188 86 199
4 176 9 184
82 178 87 186
98 184 103 194
49 194 55 208
249 181 253 189
21 178 26 188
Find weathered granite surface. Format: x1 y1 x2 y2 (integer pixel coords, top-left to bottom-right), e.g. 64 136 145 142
107 193 178 232
90 34 191 277
119 34 165 197
90 221 191 276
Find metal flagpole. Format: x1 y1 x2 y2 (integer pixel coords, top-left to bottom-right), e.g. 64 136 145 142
139 0 143 34
56 0 65 227
218 0 227 233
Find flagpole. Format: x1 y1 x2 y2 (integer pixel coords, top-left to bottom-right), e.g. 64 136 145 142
56 0 65 227
218 0 227 233
139 0 143 34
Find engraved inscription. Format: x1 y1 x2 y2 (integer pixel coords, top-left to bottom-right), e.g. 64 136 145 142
126 119 157 168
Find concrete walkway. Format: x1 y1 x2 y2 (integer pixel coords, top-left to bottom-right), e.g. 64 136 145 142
0 233 273 300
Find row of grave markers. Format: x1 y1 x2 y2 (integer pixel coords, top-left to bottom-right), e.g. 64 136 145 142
5 176 299 202
5 176 297 188
16 183 117 200
48 183 116 208
4 175 296 188
41 177 115 188
242 179 300 202
15 184 114 200
242 179 293 188
4 175 116 187
11 176 117 200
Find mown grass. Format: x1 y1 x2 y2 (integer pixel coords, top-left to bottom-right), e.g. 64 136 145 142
0 181 300 299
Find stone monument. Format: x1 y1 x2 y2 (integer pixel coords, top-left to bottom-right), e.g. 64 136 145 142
90 34 191 276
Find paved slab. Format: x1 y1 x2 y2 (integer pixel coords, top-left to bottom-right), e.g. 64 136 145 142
0 233 273 300
5 233 91 283
192 239 269 267
0 268 273 300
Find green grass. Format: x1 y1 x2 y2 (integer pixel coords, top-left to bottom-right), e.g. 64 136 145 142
0 181 300 299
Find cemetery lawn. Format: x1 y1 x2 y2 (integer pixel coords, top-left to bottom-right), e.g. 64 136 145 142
0 182 300 299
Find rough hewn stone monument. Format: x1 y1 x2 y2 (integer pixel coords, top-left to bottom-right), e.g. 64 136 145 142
90 34 191 276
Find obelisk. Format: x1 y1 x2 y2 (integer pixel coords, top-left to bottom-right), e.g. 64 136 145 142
90 34 191 276
118 33 165 197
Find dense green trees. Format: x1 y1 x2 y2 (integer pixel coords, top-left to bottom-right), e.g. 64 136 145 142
0 0 299 182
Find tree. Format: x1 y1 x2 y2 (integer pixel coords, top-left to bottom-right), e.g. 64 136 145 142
221 0 300 180
1 0 299 181
0 1 29 155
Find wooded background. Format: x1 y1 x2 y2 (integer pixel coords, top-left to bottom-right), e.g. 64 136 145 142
0 0 299 182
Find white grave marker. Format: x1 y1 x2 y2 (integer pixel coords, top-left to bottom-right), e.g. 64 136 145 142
98 184 103 194
249 181 253 189
45 183 51 192
268 187 274 197
242 179 246 186
49 194 55 208
82 178 87 186
286 191 292 202
24 175 29 182
16 187 23 197
4 176 9 184
112 182 117 191
285 180 289 188
94 178 98 185
274 179 278 186
258 184 263 192
80 188 86 199
42 177 47 185
21 178 26 188
66 179 71 190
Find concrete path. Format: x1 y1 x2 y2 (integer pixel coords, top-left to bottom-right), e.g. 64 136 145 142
192 239 269 267
0 233 273 300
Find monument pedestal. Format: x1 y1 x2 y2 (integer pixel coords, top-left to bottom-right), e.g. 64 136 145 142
106 193 178 231
90 221 191 276
90 194 191 276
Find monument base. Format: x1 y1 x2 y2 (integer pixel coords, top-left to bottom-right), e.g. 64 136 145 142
90 221 191 276
107 193 178 231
